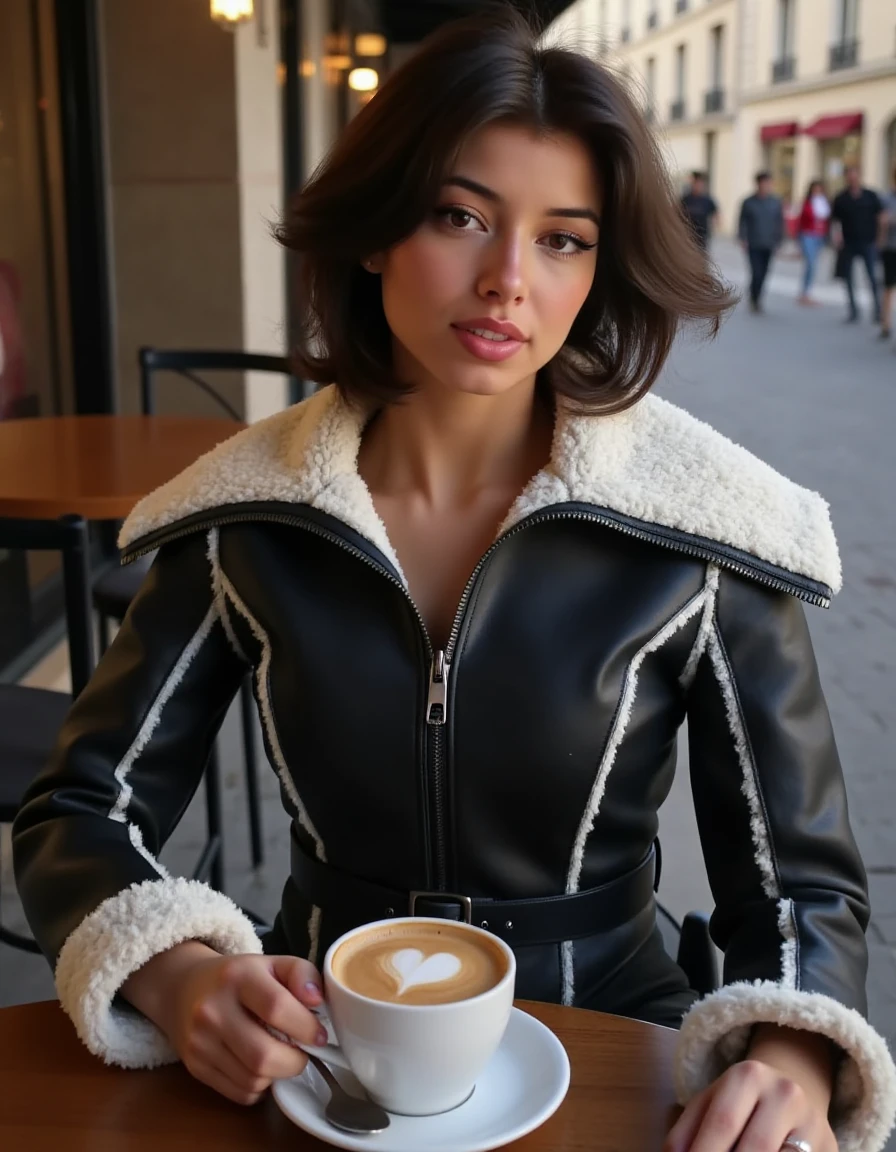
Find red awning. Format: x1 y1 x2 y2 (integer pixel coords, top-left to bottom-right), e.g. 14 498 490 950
803 113 863 140
760 121 798 142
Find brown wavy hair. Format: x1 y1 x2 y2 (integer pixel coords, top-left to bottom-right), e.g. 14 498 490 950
277 6 735 414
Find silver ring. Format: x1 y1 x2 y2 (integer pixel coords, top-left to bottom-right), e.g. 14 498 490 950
781 1139 812 1152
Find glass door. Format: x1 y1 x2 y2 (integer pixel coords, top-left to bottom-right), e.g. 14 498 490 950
0 0 73 673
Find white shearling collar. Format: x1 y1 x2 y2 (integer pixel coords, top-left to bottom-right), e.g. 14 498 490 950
119 385 841 595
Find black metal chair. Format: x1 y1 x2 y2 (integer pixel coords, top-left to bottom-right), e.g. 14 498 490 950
656 904 719 996
0 515 232 952
0 516 94 952
92 348 292 874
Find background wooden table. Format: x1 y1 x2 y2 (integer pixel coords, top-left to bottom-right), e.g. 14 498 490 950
0 415 244 519
0 999 681 1151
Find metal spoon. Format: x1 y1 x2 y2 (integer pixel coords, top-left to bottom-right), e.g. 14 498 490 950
304 1051 392 1135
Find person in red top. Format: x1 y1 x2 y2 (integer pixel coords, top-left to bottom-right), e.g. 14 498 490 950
797 180 831 305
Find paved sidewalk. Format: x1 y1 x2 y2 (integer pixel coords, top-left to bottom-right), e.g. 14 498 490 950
2 251 894 1144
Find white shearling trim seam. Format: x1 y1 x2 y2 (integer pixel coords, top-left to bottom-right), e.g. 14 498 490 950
675 981 896 1152
207 527 249 663
108 604 218 886
217 568 326 965
706 623 780 903
679 565 719 690
119 387 838 596
777 897 799 990
560 588 707 1006
55 877 262 1069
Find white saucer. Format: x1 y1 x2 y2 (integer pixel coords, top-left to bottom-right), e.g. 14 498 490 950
272 1006 570 1152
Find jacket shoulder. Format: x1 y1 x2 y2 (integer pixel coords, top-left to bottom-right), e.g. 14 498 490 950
553 394 842 595
118 388 339 552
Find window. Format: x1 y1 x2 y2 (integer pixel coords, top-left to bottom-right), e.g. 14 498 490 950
671 44 686 120
621 0 631 41
830 0 859 69
710 24 724 89
773 0 796 81
776 0 794 61
675 43 686 100
835 0 858 43
647 0 658 31
645 55 656 120
705 25 724 113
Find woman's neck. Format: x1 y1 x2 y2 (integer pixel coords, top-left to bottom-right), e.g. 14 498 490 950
358 379 554 510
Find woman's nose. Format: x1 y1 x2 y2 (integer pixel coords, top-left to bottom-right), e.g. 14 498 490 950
476 238 527 305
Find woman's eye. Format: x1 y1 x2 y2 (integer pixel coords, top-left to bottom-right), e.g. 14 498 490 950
435 206 480 231
544 232 587 255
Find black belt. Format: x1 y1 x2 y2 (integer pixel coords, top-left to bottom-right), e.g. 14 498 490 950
290 831 659 949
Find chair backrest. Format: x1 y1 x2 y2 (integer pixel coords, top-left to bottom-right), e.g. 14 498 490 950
0 515 95 698
138 347 293 420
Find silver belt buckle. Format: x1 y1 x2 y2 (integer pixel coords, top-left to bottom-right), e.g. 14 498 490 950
408 891 473 924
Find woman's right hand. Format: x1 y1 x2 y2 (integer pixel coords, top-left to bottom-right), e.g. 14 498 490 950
122 941 327 1104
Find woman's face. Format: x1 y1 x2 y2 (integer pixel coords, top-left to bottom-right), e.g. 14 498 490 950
372 122 601 399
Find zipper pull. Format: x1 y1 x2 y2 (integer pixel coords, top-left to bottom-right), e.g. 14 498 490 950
427 649 450 724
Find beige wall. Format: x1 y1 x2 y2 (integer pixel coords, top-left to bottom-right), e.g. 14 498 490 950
100 0 245 417
235 18 288 423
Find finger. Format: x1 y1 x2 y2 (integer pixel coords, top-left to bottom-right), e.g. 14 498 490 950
233 964 326 1050
203 1059 267 1107
222 1001 313 1082
663 1087 714 1152
685 1068 762 1152
733 1080 808 1152
267 955 324 1007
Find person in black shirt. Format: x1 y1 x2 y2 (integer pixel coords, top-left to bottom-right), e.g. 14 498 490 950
680 171 718 251
831 166 884 324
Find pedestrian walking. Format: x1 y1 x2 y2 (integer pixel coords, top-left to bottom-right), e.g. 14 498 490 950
879 167 896 342
797 180 830 306
831 166 884 325
738 172 784 313
680 170 718 252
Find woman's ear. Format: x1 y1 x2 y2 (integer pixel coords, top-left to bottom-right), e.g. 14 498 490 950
362 254 383 274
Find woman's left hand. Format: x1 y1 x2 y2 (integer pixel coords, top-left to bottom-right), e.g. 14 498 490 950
663 1057 838 1152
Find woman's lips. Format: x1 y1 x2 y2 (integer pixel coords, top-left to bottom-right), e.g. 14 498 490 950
450 324 526 362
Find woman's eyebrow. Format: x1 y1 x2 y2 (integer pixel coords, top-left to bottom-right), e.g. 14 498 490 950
442 176 601 226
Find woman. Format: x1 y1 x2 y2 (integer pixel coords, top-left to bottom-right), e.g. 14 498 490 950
797 180 831 305
13 11 895 1152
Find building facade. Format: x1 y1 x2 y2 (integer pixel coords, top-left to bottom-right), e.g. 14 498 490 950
549 0 896 232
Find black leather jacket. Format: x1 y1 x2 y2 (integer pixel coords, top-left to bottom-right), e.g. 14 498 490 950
13 388 896 1150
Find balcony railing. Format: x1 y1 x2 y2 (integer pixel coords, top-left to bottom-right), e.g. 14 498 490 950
772 56 795 83
829 39 858 71
620 26 630 43
670 99 686 122
704 88 724 114
647 11 658 30
675 0 688 12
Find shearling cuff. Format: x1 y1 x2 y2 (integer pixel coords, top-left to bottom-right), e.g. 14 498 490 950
675 981 896 1152
55 877 263 1069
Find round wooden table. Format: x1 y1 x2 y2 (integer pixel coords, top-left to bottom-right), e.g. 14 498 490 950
0 999 681 1150
0 415 244 519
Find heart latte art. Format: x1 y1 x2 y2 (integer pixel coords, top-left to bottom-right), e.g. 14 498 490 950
331 923 507 1005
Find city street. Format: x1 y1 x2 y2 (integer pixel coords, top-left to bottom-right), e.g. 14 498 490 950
2 236 894 1144
658 238 896 1134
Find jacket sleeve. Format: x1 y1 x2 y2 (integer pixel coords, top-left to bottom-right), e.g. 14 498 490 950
12 531 263 1070
674 568 896 1152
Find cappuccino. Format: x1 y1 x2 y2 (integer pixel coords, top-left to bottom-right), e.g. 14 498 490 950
331 921 507 1006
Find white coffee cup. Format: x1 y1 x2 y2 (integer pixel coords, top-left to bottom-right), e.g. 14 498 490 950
299 916 516 1116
